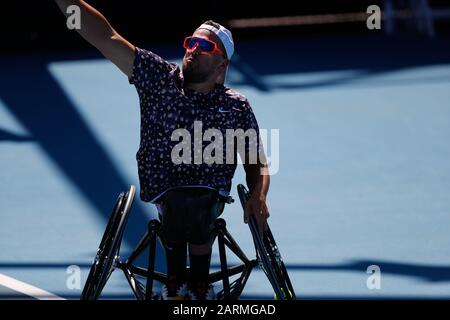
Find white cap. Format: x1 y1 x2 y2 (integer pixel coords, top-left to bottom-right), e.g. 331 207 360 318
197 23 234 59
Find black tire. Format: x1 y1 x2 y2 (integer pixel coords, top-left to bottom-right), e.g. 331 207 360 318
237 184 296 300
80 185 136 300
80 191 124 300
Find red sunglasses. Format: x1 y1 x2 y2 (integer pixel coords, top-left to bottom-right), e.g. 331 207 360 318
183 36 226 58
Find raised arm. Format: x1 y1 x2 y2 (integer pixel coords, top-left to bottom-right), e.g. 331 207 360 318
54 0 135 77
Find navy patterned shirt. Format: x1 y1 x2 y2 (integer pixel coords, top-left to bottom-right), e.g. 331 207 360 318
129 47 259 203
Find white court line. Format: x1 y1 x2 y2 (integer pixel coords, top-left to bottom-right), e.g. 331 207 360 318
0 273 65 300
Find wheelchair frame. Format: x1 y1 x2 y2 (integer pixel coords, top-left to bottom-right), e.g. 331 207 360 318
81 184 295 300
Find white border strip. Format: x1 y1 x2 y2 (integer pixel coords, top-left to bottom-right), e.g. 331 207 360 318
0 273 65 300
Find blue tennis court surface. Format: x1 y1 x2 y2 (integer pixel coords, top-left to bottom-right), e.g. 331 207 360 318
1 35 450 299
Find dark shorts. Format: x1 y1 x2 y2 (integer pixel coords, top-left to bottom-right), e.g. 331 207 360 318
156 187 225 245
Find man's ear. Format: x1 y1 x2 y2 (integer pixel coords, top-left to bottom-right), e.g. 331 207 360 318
216 71 225 85
215 59 228 84
218 59 228 72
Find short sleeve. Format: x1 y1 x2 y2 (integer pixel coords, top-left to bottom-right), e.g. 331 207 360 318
128 47 172 91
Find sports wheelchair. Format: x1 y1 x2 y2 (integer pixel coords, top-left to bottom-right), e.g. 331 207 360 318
80 184 295 300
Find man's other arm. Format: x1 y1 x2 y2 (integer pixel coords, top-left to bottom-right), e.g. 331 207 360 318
243 161 270 237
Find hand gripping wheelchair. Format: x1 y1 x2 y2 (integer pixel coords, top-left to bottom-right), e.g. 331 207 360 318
80 184 296 300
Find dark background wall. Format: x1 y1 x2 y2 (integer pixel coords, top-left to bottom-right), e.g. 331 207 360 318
1 0 449 53
0 0 391 52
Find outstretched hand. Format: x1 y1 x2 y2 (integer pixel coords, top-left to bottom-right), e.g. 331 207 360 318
244 194 270 238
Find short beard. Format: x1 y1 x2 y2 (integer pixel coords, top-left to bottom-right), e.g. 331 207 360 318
182 64 210 83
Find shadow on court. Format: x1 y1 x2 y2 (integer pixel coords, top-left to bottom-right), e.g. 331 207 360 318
230 35 450 92
0 51 162 272
0 128 33 142
1 258 449 282
1 258 449 299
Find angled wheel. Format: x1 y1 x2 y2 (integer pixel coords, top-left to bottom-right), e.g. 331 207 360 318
81 185 136 300
237 184 296 300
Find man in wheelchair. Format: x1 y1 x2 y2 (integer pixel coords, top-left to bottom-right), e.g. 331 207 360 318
127 19 270 300
144 22 270 299
55 1 270 300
